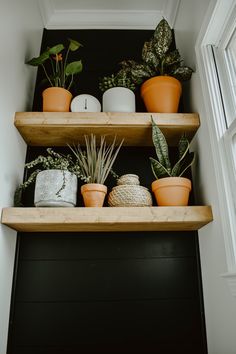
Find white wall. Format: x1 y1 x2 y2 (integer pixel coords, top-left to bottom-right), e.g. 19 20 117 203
175 1 236 353
0 1 43 352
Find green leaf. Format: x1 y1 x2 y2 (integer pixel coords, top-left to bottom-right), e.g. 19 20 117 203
178 134 189 159
179 152 195 177
142 40 160 71
65 60 83 76
150 157 170 179
153 18 173 58
68 38 83 51
130 63 153 85
48 44 64 55
171 137 193 177
163 49 181 67
171 66 193 82
151 117 171 172
26 51 49 66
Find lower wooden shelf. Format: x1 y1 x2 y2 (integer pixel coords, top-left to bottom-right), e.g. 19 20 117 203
1 206 213 232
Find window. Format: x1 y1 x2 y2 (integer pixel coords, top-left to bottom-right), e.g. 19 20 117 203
196 0 236 277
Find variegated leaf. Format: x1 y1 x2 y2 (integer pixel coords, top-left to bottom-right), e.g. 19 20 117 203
142 40 160 71
153 18 172 58
179 152 195 177
150 157 171 179
151 117 171 172
172 66 193 82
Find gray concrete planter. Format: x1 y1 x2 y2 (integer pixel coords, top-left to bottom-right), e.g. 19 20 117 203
34 170 77 207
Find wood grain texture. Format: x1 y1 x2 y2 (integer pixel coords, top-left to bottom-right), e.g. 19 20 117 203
1 206 213 232
14 112 200 146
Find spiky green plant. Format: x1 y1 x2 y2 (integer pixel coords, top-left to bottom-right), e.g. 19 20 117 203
150 117 195 179
69 134 123 184
99 18 193 92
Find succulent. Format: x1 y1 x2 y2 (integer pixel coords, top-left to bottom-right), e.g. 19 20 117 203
99 18 193 92
150 117 195 179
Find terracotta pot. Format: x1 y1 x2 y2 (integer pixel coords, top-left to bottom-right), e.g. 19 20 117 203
42 87 72 112
81 183 107 207
140 76 182 113
151 177 191 206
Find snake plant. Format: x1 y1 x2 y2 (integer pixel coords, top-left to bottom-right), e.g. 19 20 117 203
150 117 195 179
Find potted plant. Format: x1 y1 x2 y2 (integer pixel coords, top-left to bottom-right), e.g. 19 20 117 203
14 148 87 207
100 18 193 113
27 38 83 112
69 134 123 207
99 69 136 113
150 117 195 206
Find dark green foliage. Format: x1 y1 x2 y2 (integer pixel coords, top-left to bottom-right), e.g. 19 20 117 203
150 117 195 179
99 18 193 92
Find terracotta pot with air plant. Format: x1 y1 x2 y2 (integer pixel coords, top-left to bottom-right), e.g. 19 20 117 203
150 117 195 206
99 18 193 113
27 38 83 112
69 134 123 207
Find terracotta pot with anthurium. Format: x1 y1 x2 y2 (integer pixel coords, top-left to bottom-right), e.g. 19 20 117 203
27 38 83 112
69 134 123 207
100 18 193 113
150 117 195 206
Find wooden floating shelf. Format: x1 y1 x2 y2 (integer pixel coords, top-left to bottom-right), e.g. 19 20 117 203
14 112 200 146
1 206 213 233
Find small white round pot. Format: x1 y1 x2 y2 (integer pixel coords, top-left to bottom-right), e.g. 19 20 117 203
34 170 77 207
102 87 135 112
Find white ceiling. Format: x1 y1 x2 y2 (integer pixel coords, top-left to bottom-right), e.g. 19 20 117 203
38 0 180 29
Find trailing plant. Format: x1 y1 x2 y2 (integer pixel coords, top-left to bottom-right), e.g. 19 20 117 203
150 117 195 179
14 148 87 206
27 38 83 90
69 134 123 185
99 18 193 92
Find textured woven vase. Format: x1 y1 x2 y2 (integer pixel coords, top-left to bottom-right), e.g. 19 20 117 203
108 174 152 207
34 170 77 207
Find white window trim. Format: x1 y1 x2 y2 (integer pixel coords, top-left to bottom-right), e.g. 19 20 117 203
195 0 236 297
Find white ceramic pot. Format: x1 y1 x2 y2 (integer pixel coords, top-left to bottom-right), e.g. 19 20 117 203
34 170 78 207
102 87 135 112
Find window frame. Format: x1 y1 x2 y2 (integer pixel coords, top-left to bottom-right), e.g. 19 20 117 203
195 0 236 286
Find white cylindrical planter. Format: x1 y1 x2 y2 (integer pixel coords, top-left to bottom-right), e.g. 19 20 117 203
102 87 135 112
34 170 78 207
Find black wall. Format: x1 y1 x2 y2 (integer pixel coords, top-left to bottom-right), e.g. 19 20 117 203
7 29 207 354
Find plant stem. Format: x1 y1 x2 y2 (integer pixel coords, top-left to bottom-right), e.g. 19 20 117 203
63 46 70 87
42 64 53 86
67 74 73 91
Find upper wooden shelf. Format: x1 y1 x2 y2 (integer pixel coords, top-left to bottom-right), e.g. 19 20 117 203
1 206 213 233
14 112 200 146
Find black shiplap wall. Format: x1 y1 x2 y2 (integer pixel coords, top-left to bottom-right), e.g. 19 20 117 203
7 30 207 354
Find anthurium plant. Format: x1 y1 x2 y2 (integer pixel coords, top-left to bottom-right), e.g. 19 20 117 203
150 117 195 179
99 18 193 92
27 38 83 90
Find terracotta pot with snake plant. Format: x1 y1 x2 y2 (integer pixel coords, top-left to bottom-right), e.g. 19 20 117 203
150 117 195 206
